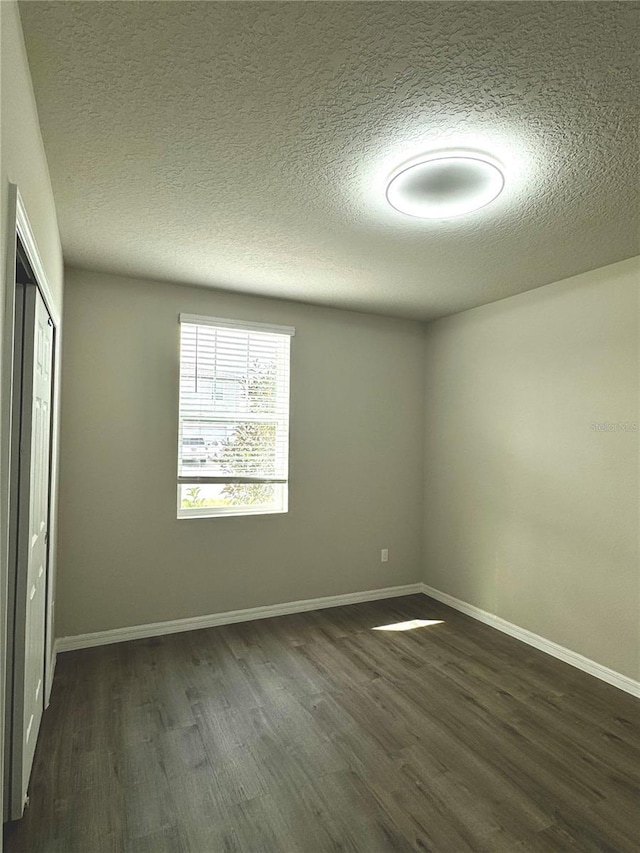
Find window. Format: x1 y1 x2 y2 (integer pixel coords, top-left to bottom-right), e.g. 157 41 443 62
177 314 294 518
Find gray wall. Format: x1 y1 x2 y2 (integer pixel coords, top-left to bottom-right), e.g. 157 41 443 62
1 1 63 831
422 257 639 680
57 268 425 637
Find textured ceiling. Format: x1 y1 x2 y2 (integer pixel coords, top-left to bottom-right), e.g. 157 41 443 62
19 1 640 320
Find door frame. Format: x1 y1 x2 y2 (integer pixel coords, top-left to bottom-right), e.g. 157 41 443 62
1 185 62 821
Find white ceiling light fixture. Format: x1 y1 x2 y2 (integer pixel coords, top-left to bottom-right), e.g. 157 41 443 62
386 151 505 219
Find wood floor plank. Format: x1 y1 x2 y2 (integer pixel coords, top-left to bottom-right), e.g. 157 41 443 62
4 594 639 852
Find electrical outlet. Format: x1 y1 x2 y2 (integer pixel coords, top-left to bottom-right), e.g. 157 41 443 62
381 549 388 562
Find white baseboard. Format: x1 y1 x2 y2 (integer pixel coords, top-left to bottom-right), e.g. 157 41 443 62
55 583 423 652
54 580 640 699
420 583 640 699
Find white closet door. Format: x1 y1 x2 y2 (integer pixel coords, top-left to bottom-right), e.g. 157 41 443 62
15 285 54 812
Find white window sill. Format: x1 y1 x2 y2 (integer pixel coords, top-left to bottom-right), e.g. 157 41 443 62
177 507 288 520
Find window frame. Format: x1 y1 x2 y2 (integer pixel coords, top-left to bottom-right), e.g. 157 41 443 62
176 313 294 520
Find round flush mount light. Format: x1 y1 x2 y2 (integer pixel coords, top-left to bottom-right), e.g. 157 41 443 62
386 151 505 219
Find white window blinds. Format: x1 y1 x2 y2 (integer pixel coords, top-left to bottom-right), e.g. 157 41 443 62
177 314 294 518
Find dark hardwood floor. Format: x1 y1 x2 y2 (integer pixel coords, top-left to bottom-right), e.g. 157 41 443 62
4 594 640 852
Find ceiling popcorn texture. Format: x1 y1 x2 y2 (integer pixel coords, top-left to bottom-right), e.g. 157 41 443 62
19 1 639 320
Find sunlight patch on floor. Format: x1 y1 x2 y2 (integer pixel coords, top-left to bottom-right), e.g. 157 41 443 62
372 619 444 632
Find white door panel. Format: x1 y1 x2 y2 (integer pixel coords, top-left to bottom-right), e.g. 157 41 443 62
11 285 54 816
